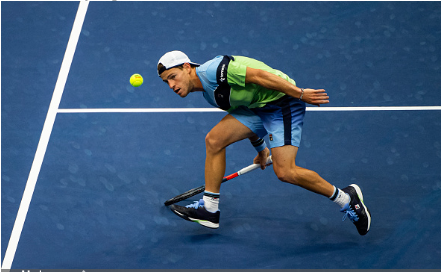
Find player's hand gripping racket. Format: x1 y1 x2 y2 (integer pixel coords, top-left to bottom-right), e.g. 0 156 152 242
164 156 273 206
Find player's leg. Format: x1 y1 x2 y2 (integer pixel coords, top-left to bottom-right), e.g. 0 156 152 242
169 108 265 228
271 145 334 197
257 96 336 197
204 113 256 194
271 145 370 235
258 96 371 235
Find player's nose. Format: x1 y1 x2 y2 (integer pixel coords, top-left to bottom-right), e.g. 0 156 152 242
168 81 174 90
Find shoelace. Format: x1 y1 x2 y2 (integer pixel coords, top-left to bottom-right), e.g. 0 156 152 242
185 199 204 209
341 206 359 222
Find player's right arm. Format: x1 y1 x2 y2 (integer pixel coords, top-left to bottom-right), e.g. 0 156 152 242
248 135 270 170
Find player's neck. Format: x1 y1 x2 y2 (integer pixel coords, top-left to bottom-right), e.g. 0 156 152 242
190 67 204 92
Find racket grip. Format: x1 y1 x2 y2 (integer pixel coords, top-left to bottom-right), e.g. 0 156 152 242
266 155 273 165
237 155 273 176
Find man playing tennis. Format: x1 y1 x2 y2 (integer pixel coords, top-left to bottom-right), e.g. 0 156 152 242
157 51 371 235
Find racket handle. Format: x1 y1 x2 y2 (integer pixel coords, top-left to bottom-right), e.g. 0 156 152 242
237 155 273 176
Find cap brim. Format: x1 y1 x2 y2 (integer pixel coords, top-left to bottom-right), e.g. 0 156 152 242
158 62 200 76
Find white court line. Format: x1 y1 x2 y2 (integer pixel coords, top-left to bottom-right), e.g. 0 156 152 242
1 1 89 269
305 106 441 111
57 106 441 113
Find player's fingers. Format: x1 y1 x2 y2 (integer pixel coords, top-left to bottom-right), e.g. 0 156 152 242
312 94 329 99
311 89 326 93
310 98 329 106
263 156 269 169
312 90 328 96
253 157 264 169
311 92 329 101
306 89 328 98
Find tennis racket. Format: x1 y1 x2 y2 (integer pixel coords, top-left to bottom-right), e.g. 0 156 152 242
164 156 273 206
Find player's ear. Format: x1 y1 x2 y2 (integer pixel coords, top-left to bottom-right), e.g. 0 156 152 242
183 62 192 72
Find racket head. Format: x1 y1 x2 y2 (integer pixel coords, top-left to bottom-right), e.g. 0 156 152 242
164 185 205 206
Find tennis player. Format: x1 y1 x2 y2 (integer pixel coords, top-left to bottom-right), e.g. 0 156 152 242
157 51 371 235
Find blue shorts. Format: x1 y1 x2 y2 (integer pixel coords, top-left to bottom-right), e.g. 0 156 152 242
229 96 306 148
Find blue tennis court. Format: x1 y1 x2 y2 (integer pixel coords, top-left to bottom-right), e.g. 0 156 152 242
2 1 441 269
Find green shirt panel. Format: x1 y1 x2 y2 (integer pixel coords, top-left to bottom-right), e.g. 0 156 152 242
226 56 296 111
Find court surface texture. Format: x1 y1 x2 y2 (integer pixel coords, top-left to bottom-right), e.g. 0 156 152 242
2 1 441 270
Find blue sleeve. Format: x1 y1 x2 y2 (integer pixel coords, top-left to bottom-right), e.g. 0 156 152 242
196 56 225 108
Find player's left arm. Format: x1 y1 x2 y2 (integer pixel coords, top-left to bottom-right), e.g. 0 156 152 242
245 67 329 106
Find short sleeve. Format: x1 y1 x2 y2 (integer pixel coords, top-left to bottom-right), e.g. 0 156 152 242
227 60 247 87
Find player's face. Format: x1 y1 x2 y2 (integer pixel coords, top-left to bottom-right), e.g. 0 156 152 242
160 65 194 98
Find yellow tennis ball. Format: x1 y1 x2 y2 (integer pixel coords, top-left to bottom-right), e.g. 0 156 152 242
130 73 143 87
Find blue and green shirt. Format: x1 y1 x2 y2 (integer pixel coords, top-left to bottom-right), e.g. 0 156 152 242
196 55 296 112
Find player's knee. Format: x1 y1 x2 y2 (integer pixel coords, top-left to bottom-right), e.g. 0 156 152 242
205 132 224 154
274 167 301 185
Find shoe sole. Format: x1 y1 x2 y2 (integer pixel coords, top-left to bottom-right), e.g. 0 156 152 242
172 209 219 229
350 184 371 233
188 217 219 229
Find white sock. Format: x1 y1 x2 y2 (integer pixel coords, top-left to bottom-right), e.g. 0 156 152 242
330 186 350 208
203 191 219 213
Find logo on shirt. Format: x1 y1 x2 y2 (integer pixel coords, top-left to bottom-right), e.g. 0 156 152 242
269 134 273 141
220 63 226 82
